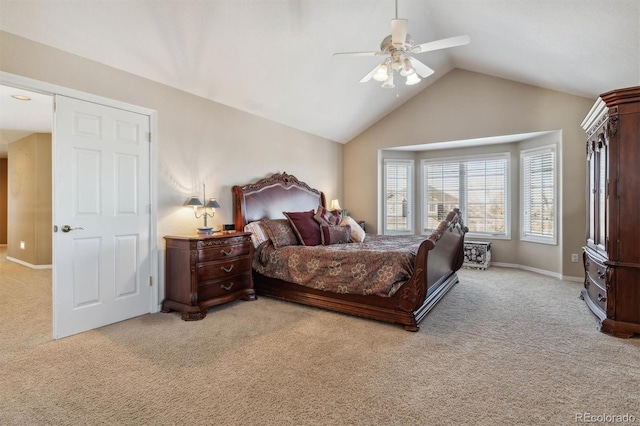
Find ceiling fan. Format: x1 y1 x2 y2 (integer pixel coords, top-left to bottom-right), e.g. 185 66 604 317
333 0 470 88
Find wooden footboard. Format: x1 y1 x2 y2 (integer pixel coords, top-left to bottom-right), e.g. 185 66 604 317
397 208 466 330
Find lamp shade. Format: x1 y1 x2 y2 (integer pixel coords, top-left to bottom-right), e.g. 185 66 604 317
206 198 221 208
330 199 341 211
185 196 203 207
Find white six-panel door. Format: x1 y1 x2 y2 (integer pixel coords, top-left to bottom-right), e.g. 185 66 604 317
53 95 151 339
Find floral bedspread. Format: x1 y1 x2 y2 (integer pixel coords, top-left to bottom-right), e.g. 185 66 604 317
253 235 430 297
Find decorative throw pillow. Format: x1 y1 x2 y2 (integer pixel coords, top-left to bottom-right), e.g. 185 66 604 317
244 220 269 248
261 218 299 249
283 210 322 246
340 215 366 243
313 205 342 226
320 224 351 245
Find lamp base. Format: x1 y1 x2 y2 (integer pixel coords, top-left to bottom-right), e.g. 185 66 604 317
197 227 213 235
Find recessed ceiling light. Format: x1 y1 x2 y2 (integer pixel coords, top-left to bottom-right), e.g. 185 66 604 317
12 95 31 101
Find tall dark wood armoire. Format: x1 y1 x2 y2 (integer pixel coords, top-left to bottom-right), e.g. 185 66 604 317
581 86 640 338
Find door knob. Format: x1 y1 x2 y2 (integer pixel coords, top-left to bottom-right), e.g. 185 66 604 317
61 225 84 233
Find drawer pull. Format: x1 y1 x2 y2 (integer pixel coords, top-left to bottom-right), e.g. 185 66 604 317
597 293 607 303
221 282 234 291
221 248 234 256
221 265 234 273
598 271 605 280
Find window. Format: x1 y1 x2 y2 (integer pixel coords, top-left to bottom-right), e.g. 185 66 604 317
521 145 556 244
423 154 509 237
384 159 413 234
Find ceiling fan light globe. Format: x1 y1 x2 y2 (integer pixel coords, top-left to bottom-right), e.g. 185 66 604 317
400 58 415 76
405 73 421 86
373 64 388 82
373 71 388 82
400 67 415 77
381 75 395 89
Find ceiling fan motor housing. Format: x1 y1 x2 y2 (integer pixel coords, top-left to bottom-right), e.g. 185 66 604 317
380 34 415 54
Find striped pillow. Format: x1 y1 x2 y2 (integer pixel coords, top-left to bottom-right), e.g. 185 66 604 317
244 220 269 248
313 205 342 226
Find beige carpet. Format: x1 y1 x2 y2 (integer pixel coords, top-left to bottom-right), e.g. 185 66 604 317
1 247 639 425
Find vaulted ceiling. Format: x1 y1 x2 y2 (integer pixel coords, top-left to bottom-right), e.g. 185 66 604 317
0 0 639 148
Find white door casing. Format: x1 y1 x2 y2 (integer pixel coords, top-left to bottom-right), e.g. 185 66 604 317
53 95 151 339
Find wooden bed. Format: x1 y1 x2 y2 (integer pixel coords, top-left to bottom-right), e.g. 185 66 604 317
232 172 467 331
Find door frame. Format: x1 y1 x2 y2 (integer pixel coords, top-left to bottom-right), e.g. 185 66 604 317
0 71 160 326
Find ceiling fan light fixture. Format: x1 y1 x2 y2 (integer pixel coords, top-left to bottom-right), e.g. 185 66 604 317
381 74 395 89
405 73 421 86
400 58 415 77
373 64 389 82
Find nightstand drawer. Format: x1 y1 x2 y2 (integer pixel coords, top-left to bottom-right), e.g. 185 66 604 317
199 273 252 300
198 257 252 282
198 243 251 263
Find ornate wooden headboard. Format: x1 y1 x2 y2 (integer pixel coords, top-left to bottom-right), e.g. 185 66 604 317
232 172 326 231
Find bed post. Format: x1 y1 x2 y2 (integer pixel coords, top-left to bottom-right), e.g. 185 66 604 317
232 185 247 232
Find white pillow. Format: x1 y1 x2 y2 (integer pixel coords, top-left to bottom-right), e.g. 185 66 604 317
340 215 365 242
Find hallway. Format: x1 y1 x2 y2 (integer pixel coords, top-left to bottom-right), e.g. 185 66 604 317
0 246 52 355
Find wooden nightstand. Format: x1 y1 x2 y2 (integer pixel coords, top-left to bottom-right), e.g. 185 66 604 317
161 232 256 320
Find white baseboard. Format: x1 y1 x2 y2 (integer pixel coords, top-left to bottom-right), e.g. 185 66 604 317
561 275 584 283
6 256 52 269
491 262 583 282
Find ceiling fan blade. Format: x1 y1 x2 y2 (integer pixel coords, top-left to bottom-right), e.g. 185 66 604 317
391 18 408 47
359 65 380 83
408 57 435 78
333 51 383 57
411 34 470 54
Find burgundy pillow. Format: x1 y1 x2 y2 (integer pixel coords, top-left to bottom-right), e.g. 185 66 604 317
320 224 351 245
313 205 341 226
284 210 322 246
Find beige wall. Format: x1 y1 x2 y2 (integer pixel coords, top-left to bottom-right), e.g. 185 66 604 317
0 31 343 298
7 133 52 265
345 69 594 278
0 158 7 244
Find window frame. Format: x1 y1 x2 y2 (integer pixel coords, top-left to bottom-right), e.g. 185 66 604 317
520 144 557 245
421 152 511 239
383 159 414 235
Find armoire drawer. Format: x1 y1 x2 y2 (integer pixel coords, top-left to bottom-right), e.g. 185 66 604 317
585 253 607 290
585 276 607 312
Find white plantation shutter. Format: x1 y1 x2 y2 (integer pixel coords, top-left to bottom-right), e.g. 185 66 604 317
423 154 509 236
521 146 556 244
384 159 413 234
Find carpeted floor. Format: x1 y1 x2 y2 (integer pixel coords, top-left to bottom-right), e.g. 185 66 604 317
1 248 639 425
